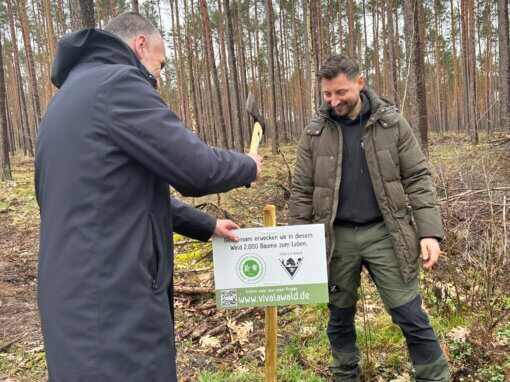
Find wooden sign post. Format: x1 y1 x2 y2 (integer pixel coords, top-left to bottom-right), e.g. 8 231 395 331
263 205 277 382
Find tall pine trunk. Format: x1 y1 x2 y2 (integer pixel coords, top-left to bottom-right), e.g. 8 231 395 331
403 0 429 155
498 0 510 131
17 0 42 128
225 0 244 152
0 38 13 181
265 0 279 154
6 0 33 156
70 0 95 30
199 0 229 148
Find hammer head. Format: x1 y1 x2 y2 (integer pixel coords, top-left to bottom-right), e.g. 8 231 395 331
246 93 266 132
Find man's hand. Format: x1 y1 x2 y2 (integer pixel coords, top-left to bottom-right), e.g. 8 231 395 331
214 219 241 242
247 153 263 181
420 238 441 270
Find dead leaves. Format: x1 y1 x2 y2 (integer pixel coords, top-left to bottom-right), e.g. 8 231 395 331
199 335 221 349
227 319 253 345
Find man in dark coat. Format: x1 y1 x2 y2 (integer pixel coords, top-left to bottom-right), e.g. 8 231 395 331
35 12 262 382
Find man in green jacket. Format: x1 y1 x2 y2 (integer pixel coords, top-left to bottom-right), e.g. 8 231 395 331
289 55 449 382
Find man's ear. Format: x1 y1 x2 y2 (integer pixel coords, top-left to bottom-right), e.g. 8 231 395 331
131 35 147 59
357 75 365 90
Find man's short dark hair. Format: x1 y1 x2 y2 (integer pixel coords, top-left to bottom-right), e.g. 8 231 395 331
104 12 160 43
317 55 360 81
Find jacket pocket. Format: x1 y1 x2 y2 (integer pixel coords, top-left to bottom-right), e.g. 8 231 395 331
393 208 420 268
376 149 399 182
148 213 164 290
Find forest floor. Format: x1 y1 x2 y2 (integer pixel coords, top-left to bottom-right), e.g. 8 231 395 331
0 134 509 382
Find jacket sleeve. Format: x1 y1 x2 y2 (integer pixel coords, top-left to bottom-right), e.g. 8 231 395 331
288 130 314 225
171 198 216 242
106 68 256 197
397 117 443 240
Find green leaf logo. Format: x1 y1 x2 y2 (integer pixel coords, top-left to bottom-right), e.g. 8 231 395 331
237 254 266 284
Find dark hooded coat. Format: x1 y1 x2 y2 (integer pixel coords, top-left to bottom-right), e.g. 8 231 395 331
35 29 256 381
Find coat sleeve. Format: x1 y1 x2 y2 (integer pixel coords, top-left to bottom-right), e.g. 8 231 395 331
170 198 216 242
288 131 314 225
106 68 256 197
397 117 443 240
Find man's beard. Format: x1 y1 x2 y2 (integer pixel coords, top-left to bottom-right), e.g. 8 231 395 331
332 97 360 118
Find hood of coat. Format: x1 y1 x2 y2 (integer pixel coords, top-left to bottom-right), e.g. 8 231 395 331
317 87 399 128
51 28 156 89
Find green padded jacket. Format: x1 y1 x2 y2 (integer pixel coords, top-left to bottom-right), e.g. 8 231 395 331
289 88 443 282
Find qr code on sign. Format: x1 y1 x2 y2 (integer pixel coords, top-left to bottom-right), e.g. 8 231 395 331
220 289 238 308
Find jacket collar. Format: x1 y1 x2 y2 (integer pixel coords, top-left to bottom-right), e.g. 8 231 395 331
316 87 399 128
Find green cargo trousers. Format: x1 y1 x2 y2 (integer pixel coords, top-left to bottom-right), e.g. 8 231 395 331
327 221 449 382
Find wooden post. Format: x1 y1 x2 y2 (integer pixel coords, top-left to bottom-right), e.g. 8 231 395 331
263 205 277 382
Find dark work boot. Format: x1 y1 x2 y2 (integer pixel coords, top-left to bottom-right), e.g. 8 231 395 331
330 350 360 382
413 354 450 382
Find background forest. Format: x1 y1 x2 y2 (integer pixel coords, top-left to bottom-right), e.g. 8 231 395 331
0 0 509 381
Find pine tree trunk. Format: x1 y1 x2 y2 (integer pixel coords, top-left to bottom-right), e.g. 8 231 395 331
347 0 355 57
337 0 343 48
309 1 321 105
6 0 33 156
403 0 429 154
235 0 250 146
467 0 479 144
132 0 139 13
498 0 510 131
183 0 202 139
56 0 68 35
450 0 462 132
387 0 398 105
433 0 443 134
0 38 12 181
225 0 244 152
17 0 42 128
199 0 229 148
372 0 381 93
265 0 279 154
110 0 116 16
70 0 95 30
216 0 233 148
362 0 369 79
305 0 316 114
293 3 306 132
42 0 57 99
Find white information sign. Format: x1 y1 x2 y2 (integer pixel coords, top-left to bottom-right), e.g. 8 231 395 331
212 224 328 309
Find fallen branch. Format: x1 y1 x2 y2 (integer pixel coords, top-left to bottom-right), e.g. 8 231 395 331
0 337 23 353
195 202 233 219
216 339 239 357
438 187 510 203
204 308 258 337
174 239 198 247
489 134 510 147
196 301 217 311
174 286 214 295
175 266 212 275
206 323 227 337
